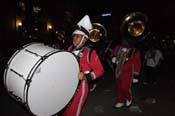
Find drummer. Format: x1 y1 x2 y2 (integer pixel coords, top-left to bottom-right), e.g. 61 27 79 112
62 15 104 116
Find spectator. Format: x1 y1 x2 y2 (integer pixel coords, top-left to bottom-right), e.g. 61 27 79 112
143 45 164 84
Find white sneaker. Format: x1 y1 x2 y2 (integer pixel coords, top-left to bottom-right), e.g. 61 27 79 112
114 103 124 108
132 78 139 83
126 100 132 107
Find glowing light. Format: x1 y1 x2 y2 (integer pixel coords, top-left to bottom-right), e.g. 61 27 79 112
47 22 53 31
16 18 22 29
18 22 22 26
34 28 39 31
48 25 52 29
101 13 112 17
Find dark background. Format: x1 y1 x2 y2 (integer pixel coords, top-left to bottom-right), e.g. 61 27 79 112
0 1 175 116
1 0 175 56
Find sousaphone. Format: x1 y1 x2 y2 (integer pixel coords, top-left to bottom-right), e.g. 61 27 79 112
87 23 107 48
120 12 150 45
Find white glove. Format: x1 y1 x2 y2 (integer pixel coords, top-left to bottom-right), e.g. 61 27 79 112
121 48 128 52
84 71 90 74
112 57 117 63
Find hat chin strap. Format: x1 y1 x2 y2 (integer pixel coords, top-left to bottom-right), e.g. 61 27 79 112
76 35 86 49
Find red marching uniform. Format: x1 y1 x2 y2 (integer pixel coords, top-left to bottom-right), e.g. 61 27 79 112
62 46 104 116
110 44 141 106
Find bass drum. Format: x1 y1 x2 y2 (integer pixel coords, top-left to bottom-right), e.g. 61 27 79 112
4 43 79 116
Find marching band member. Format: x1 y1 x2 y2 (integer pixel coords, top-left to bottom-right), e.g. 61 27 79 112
110 40 141 108
62 15 104 116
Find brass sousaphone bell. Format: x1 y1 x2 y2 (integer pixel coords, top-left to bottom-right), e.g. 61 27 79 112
128 20 145 37
88 23 107 47
120 12 150 43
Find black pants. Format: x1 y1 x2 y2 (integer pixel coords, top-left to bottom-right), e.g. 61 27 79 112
144 66 157 84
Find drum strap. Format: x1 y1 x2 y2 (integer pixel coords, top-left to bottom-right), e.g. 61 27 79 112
81 47 93 64
87 48 93 64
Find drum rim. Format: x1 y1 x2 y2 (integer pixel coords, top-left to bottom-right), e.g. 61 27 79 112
4 42 58 102
3 42 44 89
3 48 22 93
3 43 51 109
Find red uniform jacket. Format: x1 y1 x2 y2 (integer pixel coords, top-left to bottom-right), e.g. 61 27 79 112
110 45 141 79
62 46 104 116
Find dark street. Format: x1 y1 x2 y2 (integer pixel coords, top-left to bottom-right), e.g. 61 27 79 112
0 52 175 116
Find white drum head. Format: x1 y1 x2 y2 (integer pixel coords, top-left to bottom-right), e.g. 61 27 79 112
27 51 79 116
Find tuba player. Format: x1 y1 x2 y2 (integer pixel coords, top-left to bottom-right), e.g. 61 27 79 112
110 39 141 108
